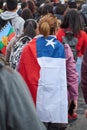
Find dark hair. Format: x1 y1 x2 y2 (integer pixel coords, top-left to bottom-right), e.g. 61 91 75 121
27 0 36 14
68 0 77 9
7 0 17 11
35 0 45 7
41 4 53 16
0 0 3 9
21 8 33 20
21 2 27 10
54 3 66 15
61 9 82 35
21 19 37 39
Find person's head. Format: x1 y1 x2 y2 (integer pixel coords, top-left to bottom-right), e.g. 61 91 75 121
35 0 45 7
41 4 53 16
68 0 77 9
39 13 58 37
61 9 82 35
21 8 33 20
54 3 66 15
27 0 36 14
23 19 38 38
21 1 28 10
6 0 17 11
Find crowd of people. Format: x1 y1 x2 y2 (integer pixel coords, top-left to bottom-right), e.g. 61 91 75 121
0 0 87 130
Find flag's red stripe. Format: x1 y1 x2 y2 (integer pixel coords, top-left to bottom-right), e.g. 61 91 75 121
19 38 40 105
8 32 15 41
1 47 6 55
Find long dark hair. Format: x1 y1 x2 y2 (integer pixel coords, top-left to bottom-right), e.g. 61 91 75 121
20 19 37 39
61 9 82 36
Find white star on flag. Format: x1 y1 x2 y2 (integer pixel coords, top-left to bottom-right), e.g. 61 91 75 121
45 38 56 48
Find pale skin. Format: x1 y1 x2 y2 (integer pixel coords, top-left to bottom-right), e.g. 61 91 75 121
69 100 78 113
73 100 78 112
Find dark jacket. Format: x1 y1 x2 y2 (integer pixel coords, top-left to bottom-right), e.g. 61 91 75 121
81 47 87 103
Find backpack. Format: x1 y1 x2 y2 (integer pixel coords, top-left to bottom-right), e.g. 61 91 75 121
62 30 78 61
9 36 31 69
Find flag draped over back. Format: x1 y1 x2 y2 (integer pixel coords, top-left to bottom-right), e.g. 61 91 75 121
0 22 15 55
19 36 68 123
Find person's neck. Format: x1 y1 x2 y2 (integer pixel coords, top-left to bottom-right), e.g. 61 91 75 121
8 8 17 12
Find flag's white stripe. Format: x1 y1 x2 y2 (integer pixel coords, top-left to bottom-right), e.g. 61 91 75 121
36 57 68 123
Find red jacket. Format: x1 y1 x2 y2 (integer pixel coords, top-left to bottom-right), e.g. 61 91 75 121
56 29 87 57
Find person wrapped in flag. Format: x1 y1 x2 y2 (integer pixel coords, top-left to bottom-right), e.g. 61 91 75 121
0 19 15 55
18 14 68 130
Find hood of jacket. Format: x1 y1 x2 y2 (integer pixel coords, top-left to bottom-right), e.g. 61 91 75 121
81 4 87 13
0 11 18 20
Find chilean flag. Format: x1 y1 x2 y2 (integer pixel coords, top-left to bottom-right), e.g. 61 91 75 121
18 35 68 123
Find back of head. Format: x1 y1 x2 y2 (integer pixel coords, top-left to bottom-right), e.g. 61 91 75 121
41 4 53 16
21 2 28 10
39 13 58 37
23 19 38 38
27 0 36 14
54 3 66 15
68 0 77 9
35 0 45 7
7 0 17 11
61 9 81 35
21 8 33 20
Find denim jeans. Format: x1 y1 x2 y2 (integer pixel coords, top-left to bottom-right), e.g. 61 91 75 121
76 57 83 86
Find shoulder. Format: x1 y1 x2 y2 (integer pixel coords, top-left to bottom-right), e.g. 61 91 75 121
15 15 25 23
80 30 87 36
64 43 74 58
56 28 65 41
0 63 27 91
12 15 25 26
